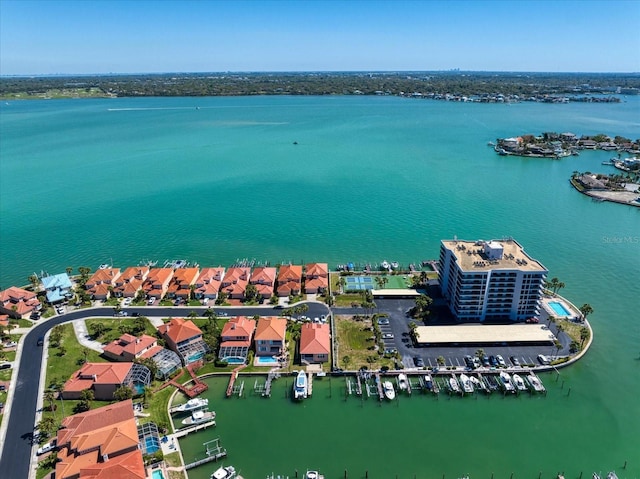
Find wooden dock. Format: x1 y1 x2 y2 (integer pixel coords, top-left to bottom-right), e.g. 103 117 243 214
263 370 280 397
307 371 313 397
355 372 362 396
374 373 384 401
173 419 217 438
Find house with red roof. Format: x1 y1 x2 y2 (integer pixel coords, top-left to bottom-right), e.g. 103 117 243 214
103 334 158 362
218 316 257 363
143 268 174 300
249 267 276 300
221 267 250 300
304 263 329 294
158 317 208 365
254 316 287 357
0 286 41 319
194 267 225 301
61 362 151 401
166 267 200 300
112 267 149 298
276 265 302 297
55 399 145 479
85 268 121 300
299 322 331 364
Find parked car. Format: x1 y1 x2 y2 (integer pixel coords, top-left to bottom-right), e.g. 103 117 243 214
414 357 425 368
537 354 551 365
203 298 209 305
464 355 475 369
489 355 498 367
147 297 156 305
0 363 12 370
377 318 389 325
481 356 490 367
510 356 520 366
37 442 55 455
496 355 506 367
382 333 394 339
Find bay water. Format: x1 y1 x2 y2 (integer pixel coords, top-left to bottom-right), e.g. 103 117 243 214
1 95 639 477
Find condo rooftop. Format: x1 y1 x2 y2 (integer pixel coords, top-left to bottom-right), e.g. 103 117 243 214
441 238 546 272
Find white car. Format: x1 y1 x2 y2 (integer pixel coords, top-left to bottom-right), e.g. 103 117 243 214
37 442 54 455
148 297 156 305
203 298 209 305
496 355 506 367
122 297 132 306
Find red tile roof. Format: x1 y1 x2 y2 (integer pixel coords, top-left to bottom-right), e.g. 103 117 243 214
158 318 202 343
85 268 121 288
0 286 40 316
167 267 200 296
254 316 287 341
277 265 302 283
63 363 133 392
221 316 256 341
138 344 164 360
305 263 328 277
103 334 157 359
143 268 174 293
299 322 331 355
195 267 225 295
250 267 276 285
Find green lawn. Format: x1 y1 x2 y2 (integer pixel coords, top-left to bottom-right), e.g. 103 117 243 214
335 316 394 371
163 451 182 467
138 386 173 431
84 317 158 343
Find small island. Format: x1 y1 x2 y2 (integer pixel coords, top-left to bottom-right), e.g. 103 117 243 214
570 168 640 207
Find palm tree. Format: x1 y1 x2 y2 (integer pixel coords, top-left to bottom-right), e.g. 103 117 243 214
475 348 485 359
580 327 590 347
66 266 73 276
28 274 39 290
579 304 594 320
341 355 351 369
338 276 347 293
44 390 56 413
37 416 57 438
437 356 445 367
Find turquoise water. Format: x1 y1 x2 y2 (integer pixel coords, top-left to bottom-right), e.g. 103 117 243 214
144 436 160 455
549 301 572 316
1 96 639 476
151 469 164 479
224 357 245 364
257 356 277 364
188 352 205 362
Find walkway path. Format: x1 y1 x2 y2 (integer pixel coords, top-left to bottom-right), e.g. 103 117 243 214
71 319 104 353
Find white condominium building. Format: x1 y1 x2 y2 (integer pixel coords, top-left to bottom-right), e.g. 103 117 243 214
439 238 547 322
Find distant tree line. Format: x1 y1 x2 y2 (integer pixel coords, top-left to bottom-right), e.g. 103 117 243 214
2 71 639 99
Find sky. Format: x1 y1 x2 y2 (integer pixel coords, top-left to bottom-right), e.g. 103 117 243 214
1 0 639 75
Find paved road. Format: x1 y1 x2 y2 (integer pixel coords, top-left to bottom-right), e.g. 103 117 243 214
0 303 329 479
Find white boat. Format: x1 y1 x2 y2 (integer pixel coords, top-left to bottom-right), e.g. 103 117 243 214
390 261 399 270
449 376 460 393
211 465 236 479
423 374 433 391
293 370 308 400
383 380 395 400
182 410 215 426
306 471 324 479
500 372 514 392
380 260 390 270
512 374 527 392
527 374 545 392
469 375 486 392
397 373 408 391
173 397 209 412
459 374 474 394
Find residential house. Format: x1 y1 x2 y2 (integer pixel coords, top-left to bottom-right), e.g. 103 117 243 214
220 267 250 300
55 399 145 479
112 266 149 298
276 265 302 297
103 334 158 362
194 267 225 301
158 318 208 365
166 267 200 300
85 268 121 300
249 267 276 300
218 316 257 362
299 322 331 364
304 263 328 294
61 362 151 401
142 268 174 300
254 316 287 357
0 286 41 319
138 345 182 379
41 273 74 304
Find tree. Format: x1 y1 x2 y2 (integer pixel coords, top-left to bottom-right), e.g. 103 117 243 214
215 291 228 305
244 283 258 303
113 385 133 401
135 357 159 379
325 294 335 307
187 310 198 318
44 390 57 412
408 321 418 340
338 276 347 293
580 326 590 347
91 322 106 339
437 356 445 366
341 355 351 369
475 349 485 359
76 389 94 412
579 304 594 320
37 416 57 438
66 266 73 276
269 295 279 305
58 345 67 357
412 294 433 320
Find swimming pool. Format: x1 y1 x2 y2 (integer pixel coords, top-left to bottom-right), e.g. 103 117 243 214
225 357 245 364
257 355 277 364
188 351 205 362
145 436 160 454
549 301 572 317
151 469 165 479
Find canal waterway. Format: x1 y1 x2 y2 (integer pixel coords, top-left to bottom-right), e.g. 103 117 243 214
1 95 639 476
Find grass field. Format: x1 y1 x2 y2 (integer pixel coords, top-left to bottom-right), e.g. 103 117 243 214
335 316 394 371
84 317 158 343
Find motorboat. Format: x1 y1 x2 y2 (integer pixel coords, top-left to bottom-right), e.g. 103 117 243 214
397 373 408 391
173 397 209 412
459 374 474 394
500 372 514 392
383 380 395 400
380 260 390 270
423 374 433 391
306 471 324 479
293 370 308 400
527 373 545 393
390 261 399 270
182 410 215 426
512 374 527 392
469 375 486 392
448 376 460 394
211 465 236 479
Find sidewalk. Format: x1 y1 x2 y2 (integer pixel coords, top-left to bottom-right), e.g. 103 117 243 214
71 319 103 353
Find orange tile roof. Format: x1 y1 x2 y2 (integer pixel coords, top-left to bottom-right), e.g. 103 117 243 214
56 400 144 479
221 267 250 286
277 265 302 283
221 316 256 341
63 363 133 392
113 267 148 296
250 267 276 285
254 316 287 341
299 322 331 355
277 280 301 296
195 267 224 285
138 344 164 360
143 268 174 292
158 318 203 343
305 276 328 291
85 268 121 288
103 334 157 358
305 263 328 277
0 286 40 315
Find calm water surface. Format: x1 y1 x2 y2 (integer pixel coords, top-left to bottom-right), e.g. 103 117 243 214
1 96 639 477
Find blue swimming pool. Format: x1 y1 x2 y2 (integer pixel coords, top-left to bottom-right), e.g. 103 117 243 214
151 469 165 479
549 301 572 316
145 436 160 455
225 357 245 364
188 351 205 362
257 356 277 364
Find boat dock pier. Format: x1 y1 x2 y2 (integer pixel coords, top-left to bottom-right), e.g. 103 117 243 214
184 438 227 470
355 372 363 396
374 373 385 401
262 370 280 397
173 419 217 439
225 365 247 398
346 377 353 395
307 372 313 397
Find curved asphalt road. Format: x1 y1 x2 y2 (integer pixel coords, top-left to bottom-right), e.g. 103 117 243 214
0 303 329 479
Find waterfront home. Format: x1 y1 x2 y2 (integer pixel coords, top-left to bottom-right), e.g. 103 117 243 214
84 267 121 300
221 267 250 300
254 316 287 356
299 322 330 364
158 317 208 365
194 267 225 301
166 266 200 300
55 399 145 479
439 238 547 322
276 265 303 297
249 267 277 299
576 174 608 190
0 286 41 319
41 273 74 304
219 316 257 363
61 362 151 401
137 345 182 379
304 263 329 294
578 139 597 149
143 268 174 300
103 333 158 362
112 266 149 298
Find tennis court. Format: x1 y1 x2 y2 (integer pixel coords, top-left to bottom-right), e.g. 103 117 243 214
344 276 374 291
